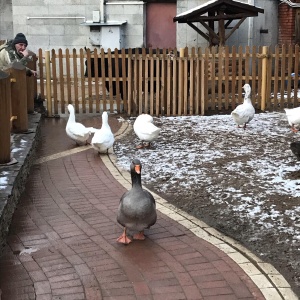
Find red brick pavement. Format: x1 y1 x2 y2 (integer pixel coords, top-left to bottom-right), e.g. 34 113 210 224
0 114 267 300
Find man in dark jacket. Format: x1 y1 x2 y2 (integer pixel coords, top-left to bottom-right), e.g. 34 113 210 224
0 33 37 76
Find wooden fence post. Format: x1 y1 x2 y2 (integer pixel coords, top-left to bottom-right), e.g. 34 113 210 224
0 71 12 164
45 50 53 116
8 61 28 132
261 46 268 111
26 59 36 113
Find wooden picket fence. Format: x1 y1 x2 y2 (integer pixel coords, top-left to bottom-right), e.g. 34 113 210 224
37 45 300 117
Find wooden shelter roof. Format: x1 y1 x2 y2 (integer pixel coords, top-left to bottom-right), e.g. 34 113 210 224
173 0 264 46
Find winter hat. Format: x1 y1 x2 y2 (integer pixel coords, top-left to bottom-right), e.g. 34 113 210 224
13 33 28 46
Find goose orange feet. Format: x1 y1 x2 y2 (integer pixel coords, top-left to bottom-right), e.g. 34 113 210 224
117 228 132 244
133 231 145 240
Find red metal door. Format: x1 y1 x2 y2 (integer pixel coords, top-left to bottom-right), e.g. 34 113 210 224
146 3 176 48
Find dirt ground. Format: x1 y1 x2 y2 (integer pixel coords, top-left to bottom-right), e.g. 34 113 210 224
113 111 300 297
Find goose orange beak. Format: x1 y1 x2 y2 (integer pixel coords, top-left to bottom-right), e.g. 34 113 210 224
135 165 141 174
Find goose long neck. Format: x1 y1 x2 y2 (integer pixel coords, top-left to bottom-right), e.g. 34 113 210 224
131 171 142 188
68 109 76 123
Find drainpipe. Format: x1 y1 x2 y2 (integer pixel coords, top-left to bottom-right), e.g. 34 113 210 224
248 0 254 48
100 0 105 23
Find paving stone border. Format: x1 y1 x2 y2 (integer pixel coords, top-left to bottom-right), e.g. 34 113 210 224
101 120 299 300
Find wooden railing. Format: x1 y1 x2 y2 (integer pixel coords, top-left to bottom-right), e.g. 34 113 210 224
0 61 37 164
37 45 300 117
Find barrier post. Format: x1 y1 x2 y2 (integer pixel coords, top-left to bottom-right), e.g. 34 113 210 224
26 59 35 113
45 50 53 116
8 61 28 132
0 71 12 164
261 46 268 111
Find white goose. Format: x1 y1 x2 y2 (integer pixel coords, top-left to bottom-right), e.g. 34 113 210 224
66 104 97 145
231 84 255 129
117 159 157 244
133 113 161 149
91 111 115 153
284 107 300 133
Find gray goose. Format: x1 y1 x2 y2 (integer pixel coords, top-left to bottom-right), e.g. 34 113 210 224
117 159 157 244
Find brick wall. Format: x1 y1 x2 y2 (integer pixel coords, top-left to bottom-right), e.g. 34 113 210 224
278 0 300 45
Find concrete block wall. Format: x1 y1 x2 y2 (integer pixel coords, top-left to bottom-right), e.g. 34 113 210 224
7 0 145 53
2 0 280 54
0 0 13 40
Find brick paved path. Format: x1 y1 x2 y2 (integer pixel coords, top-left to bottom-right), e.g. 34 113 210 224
0 114 290 300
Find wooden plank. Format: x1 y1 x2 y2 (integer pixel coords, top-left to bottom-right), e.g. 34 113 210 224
189 57 194 115
127 49 132 116
294 45 299 107
139 55 143 115
100 48 107 112
114 48 121 113
280 45 286 108
107 49 114 113
204 47 210 111
286 45 293 107
224 46 229 110
161 51 166 116
72 49 79 112
79 48 86 113
93 48 100 113
237 46 243 105
251 46 257 106
231 46 237 108
58 48 65 114
211 46 216 110
51 49 58 114
166 55 171 116
195 48 201 115
38 49 45 100
145 56 149 114
245 46 250 84
121 48 127 112
257 46 262 109
218 46 224 110
65 49 72 109
133 51 138 116
200 52 205 115
182 57 188 115
172 56 177 116
266 46 273 110
150 53 154 116
86 48 93 113
273 45 279 108
155 57 160 116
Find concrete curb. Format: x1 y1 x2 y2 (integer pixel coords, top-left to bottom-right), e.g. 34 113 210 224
100 119 298 300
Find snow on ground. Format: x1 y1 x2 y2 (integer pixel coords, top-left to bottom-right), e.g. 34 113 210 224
114 111 300 246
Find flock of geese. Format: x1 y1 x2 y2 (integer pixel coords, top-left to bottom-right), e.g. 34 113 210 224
64 84 300 245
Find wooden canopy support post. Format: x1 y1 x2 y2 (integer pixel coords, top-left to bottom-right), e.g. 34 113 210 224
0 71 12 164
261 46 268 111
8 61 28 133
45 50 53 117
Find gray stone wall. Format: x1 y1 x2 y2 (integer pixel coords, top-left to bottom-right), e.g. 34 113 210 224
8 0 145 53
0 0 13 40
